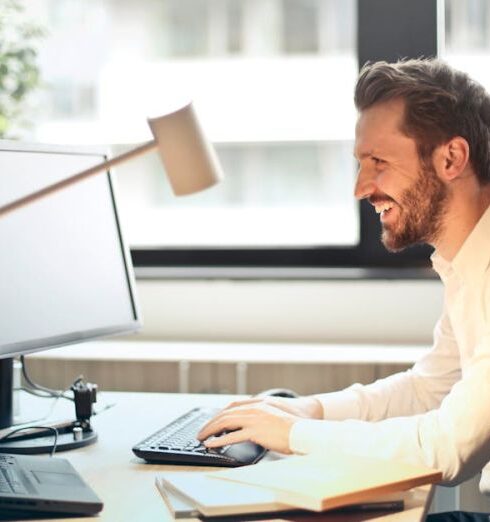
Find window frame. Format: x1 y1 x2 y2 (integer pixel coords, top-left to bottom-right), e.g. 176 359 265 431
131 0 438 277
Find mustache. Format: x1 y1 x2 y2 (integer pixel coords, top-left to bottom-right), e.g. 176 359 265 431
368 195 396 206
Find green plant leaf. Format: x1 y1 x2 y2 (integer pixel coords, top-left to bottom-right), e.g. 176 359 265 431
0 0 44 138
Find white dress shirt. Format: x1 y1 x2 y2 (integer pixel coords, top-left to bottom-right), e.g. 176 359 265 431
290 204 490 490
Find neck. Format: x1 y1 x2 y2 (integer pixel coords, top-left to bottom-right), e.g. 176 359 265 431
433 184 490 261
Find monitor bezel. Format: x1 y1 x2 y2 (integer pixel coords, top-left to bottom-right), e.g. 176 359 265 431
0 139 142 359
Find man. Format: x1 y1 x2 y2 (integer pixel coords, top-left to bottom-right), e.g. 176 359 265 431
198 59 490 520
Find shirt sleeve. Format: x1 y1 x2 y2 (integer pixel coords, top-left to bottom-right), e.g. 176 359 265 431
290 292 490 485
313 310 461 422
290 333 490 484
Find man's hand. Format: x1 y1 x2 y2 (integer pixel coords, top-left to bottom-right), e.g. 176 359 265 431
196 396 323 454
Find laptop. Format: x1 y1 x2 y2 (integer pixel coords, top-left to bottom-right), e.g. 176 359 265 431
0 453 103 517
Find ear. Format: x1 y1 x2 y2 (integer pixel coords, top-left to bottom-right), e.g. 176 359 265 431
434 137 470 182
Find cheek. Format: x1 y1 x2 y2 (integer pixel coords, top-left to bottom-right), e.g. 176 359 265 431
374 170 397 196
395 163 420 183
379 166 418 196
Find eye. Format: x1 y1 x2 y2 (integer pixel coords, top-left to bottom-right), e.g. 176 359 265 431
372 156 385 166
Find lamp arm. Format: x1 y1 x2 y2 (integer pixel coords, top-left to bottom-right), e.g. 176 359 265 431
0 139 157 218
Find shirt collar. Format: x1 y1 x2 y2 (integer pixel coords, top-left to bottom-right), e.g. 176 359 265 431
431 204 490 285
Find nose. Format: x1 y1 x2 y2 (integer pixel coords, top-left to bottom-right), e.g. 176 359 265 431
354 165 377 200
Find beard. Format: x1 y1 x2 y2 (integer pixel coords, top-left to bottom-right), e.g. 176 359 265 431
381 162 449 252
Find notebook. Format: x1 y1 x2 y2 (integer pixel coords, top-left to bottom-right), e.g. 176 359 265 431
211 452 441 512
156 470 294 518
156 469 405 519
0 453 103 517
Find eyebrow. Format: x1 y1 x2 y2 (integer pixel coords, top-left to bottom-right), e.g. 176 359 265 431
353 150 373 160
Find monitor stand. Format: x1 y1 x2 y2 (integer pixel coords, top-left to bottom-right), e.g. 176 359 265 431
0 357 97 454
0 358 13 429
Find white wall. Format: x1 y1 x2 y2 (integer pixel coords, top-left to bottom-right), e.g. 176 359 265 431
133 278 444 345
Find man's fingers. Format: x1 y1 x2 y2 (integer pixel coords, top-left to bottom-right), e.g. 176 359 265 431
196 404 296 454
197 415 240 440
203 429 250 448
198 402 290 441
225 398 263 409
197 409 254 440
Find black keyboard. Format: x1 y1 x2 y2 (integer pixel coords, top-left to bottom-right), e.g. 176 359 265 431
132 407 267 467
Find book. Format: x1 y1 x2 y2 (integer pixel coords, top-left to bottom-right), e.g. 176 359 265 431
155 471 295 518
209 453 442 512
156 469 406 519
155 478 200 519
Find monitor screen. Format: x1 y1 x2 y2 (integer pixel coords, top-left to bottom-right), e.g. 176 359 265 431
0 141 140 359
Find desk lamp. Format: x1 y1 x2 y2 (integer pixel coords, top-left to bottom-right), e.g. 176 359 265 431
0 102 223 217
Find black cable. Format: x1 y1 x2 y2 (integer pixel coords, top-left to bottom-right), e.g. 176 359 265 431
0 426 59 457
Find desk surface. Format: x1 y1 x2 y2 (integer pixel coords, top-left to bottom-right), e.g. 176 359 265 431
12 391 433 522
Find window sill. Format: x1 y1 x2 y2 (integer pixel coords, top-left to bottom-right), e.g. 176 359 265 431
134 266 437 281
29 340 429 365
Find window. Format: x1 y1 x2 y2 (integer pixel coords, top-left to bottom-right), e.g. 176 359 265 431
443 0 490 92
28 0 359 254
23 0 437 272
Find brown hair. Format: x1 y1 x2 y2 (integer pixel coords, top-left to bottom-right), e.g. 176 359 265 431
354 58 490 184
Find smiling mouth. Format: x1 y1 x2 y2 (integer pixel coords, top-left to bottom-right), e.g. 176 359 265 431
373 201 395 214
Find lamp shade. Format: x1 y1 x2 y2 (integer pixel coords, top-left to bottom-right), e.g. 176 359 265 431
148 103 223 196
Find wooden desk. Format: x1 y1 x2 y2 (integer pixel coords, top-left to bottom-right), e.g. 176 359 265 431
12 391 433 521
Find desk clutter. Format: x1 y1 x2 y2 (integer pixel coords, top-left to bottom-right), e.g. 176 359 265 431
155 453 442 519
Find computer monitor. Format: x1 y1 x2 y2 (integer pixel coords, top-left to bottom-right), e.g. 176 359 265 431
0 140 141 446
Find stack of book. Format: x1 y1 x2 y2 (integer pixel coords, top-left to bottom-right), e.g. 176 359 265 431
155 453 442 520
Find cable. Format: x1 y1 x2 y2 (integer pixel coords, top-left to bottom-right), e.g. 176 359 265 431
0 426 59 457
10 381 75 427
17 356 115 419
15 386 72 401
20 355 80 400
20 355 58 395
92 402 116 415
